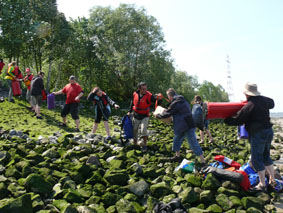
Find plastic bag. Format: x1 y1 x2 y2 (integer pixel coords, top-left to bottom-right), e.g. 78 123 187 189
174 159 195 173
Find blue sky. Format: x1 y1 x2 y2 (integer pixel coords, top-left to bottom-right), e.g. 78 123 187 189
57 0 283 112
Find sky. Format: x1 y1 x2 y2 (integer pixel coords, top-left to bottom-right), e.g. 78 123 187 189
57 0 283 112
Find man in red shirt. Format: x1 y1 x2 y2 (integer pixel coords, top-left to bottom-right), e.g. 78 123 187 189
53 76 83 132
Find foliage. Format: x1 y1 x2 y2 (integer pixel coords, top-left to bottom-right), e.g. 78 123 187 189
0 2 228 103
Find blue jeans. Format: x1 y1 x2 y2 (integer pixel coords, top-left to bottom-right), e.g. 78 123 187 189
249 127 273 171
173 128 203 156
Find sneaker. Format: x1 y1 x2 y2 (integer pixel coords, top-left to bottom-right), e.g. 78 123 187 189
199 140 204 144
249 184 267 192
170 155 182 162
59 123 67 127
36 116 43 119
208 140 214 144
141 146 148 152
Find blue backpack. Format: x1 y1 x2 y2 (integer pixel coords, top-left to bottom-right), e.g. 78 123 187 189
192 104 204 130
120 116 133 145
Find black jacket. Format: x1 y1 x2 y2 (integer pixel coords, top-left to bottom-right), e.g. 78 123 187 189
30 76 44 96
224 96 274 134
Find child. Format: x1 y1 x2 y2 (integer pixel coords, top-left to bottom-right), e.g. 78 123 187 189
87 87 119 140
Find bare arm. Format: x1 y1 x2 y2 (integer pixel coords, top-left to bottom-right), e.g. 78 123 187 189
53 89 64 95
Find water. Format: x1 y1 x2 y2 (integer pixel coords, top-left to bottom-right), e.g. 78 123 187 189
271 112 283 118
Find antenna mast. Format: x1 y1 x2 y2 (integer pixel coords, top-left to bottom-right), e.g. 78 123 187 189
226 55 235 102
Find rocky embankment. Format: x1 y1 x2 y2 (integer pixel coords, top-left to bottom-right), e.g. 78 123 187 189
0 97 282 212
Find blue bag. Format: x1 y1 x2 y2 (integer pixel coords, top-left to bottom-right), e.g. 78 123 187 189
192 104 204 130
240 163 256 175
121 115 133 140
238 125 249 139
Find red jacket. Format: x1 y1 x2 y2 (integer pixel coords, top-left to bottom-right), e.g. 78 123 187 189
133 91 152 116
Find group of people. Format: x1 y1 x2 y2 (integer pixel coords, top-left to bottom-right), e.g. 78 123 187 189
1 59 276 192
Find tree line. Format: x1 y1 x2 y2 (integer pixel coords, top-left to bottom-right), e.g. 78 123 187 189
0 1 229 103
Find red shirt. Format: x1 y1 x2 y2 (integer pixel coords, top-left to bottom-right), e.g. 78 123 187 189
0 62 5 73
62 83 83 104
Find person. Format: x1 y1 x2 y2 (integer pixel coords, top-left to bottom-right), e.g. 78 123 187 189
87 87 120 140
155 88 206 164
128 82 161 152
30 72 45 119
5 62 17 102
0 59 5 74
192 95 213 144
224 82 275 192
23 68 34 110
53 75 83 132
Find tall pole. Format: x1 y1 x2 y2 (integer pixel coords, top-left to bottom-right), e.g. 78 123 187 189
226 55 235 102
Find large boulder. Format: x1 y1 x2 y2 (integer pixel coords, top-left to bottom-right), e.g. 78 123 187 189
178 187 199 204
200 190 213 203
24 174 53 196
0 193 33 213
150 182 173 198
184 173 202 187
42 148 60 159
101 192 122 207
115 199 136 213
241 196 264 211
127 180 149 197
215 193 233 211
201 173 221 191
63 189 84 203
104 170 129 186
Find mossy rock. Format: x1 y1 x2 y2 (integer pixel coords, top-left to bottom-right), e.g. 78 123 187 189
0 182 8 199
0 193 32 213
63 189 84 203
229 195 242 208
52 199 68 211
127 180 149 197
206 204 223 213
200 190 213 203
188 208 209 213
146 196 159 212
241 197 264 211
24 174 53 196
246 207 262 213
150 181 173 198
216 193 233 211
93 183 106 196
86 170 104 184
201 173 221 191
109 159 125 169
5 165 21 179
184 173 202 187
142 166 159 179
86 196 101 205
104 170 129 186
115 199 136 213
256 192 270 204
124 193 139 202
178 187 199 204
0 151 11 165
101 192 122 207
7 183 26 197
217 186 240 197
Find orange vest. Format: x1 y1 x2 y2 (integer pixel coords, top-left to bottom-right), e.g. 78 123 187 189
133 91 152 115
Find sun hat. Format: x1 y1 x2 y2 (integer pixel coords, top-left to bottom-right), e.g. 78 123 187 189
243 82 260 96
69 75 76 80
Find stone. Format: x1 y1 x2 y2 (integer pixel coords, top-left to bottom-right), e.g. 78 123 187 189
124 193 139 202
241 196 264 211
216 193 233 211
8 182 26 197
130 163 143 175
229 196 242 208
63 189 84 203
172 185 182 194
128 180 149 197
246 207 262 213
101 192 122 207
104 170 129 186
42 148 60 159
0 151 11 164
188 208 209 213
200 190 213 203
106 156 117 162
256 192 270 204
77 206 96 213
206 204 223 213
86 196 101 205
184 173 202 187
115 199 136 213
217 187 240 197
150 181 173 198
0 193 33 213
106 205 116 213
0 182 8 199
109 159 124 169
163 194 176 203
52 199 68 211
9 129 17 136
178 187 199 204
201 173 221 191
24 174 53 196
86 155 101 166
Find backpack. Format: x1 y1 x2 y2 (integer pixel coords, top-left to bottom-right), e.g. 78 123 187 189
192 104 204 130
120 115 133 145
